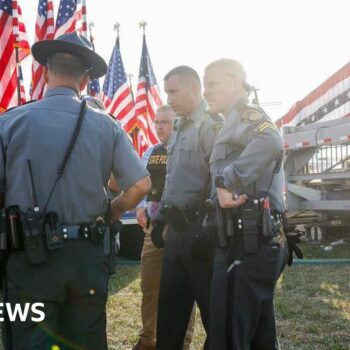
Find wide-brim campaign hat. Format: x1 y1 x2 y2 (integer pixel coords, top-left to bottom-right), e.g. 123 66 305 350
31 32 107 79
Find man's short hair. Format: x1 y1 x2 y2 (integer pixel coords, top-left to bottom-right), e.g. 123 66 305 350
47 53 89 80
205 59 247 83
164 65 201 86
157 105 175 115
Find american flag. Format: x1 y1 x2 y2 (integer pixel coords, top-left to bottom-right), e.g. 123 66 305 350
88 78 100 97
0 0 30 113
75 0 100 97
134 34 162 156
55 0 81 38
101 37 136 133
276 62 350 128
19 64 26 104
79 0 86 36
30 0 55 100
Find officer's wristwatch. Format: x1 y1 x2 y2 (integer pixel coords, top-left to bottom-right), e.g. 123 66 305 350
215 175 226 189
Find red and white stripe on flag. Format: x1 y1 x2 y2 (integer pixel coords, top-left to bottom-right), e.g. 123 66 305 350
101 38 136 134
276 62 350 128
0 0 30 113
102 82 136 132
31 0 55 101
135 77 162 156
134 35 163 156
79 0 87 37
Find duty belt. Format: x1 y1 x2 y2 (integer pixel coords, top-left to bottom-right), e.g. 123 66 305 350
60 223 107 247
213 200 283 253
61 224 105 240
161 205 199 231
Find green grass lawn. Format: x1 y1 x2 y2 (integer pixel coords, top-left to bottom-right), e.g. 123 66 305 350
0 242 349 349
107 262 350 350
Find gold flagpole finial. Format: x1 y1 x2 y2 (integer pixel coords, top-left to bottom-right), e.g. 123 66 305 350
88 21 94 41
88 21 94 33
127 73 134 83
139 21 147 35
114 23 120 37
127 73 135 101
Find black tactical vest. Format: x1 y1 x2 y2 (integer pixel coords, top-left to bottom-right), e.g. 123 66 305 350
146 143 168 202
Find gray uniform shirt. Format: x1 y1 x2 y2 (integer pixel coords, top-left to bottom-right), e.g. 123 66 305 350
0 87 148 224
162 100 217 210
210 100 285 211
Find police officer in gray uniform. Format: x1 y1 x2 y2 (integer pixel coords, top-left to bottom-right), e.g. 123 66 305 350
152 66 219 350
203 59 289 350
0 32 151 350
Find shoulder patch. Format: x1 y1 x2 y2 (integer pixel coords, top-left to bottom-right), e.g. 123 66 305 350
210 113 224 123
241 109 264 123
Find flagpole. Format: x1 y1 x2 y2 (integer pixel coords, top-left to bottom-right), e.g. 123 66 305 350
88 21 95 50
12 0 21 106
127 72 138 148
86 21 95 95
127 73 134 101
14 44 21 106
136 21 148 155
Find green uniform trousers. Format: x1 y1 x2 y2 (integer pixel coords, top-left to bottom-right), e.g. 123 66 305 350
3 240 110 350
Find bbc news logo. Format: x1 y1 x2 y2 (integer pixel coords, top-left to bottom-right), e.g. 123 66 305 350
0 303 45 322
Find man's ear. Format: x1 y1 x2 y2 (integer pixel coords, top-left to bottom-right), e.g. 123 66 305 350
191 80 201 97
79 73 90 92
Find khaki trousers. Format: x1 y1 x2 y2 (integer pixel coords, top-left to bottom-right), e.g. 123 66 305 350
140 226 195 349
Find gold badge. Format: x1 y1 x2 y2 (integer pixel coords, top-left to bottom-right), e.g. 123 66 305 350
213 122 223 135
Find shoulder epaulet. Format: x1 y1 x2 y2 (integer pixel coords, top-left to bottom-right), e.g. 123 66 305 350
2 100 37 114
202 109 223 135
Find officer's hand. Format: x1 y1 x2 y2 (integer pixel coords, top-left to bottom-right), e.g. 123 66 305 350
151 220 166 248
136 207 147 228
286 232 304 266
217 188 247 209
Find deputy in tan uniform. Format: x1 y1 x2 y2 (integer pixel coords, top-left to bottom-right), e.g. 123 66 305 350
133 105 195 350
